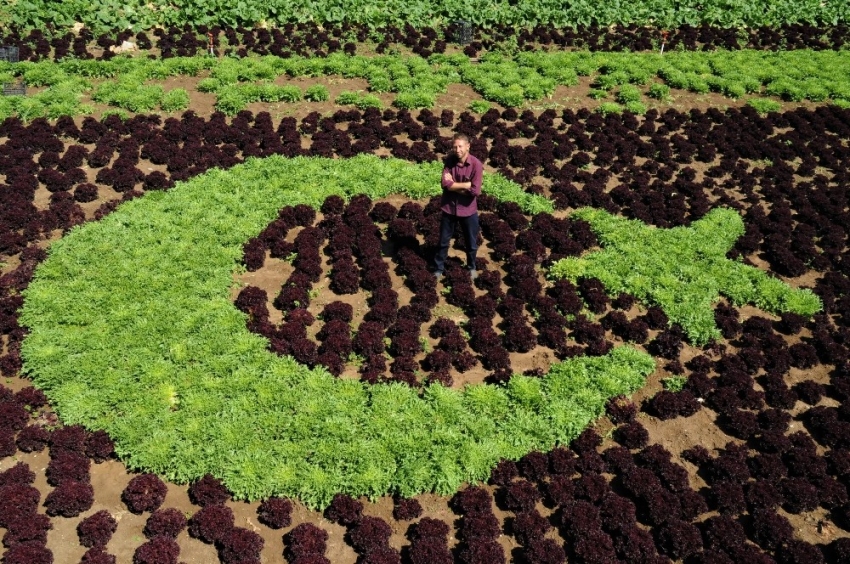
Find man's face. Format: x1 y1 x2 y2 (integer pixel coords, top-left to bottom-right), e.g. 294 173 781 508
453 139 469 161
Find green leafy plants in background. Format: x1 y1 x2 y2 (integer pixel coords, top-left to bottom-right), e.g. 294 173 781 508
91 79 163 112
616 84 642 104
100 108 129 120
335 90 360 105
6 0 847 35
213 83 302 114
624 100 647 114
597 102 623 115
588 88 609 100
355 93 382 109
160 88 190 112
747 98 782 114
549 207 821 345
393 90 437 109
18 155 653 509
2 49 849 121
334 90 382 109
648 82 672 100
468 99 491 113
0 78 91 121
304 84 330 102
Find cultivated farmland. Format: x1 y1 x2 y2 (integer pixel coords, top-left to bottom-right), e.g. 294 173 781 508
1 3 850 563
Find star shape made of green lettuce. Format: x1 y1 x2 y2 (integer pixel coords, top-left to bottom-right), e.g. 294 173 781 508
549 207 822 345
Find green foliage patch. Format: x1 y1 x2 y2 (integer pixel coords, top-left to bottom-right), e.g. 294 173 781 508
6 0 846 35
747 98 783 114
549 207 821 345
18 155 656 509
468 99 491 114
662 376 688 392
3 48 850 120
160 88 190 112
304 84 330 102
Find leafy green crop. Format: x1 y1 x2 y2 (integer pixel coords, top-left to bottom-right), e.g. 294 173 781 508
617 84 642 104
588 88 609 100
648 82 671 100
333 90 382 109
304 84 330 102
597 102 624 115
747 98 783 114
6 0 847 35
624 100 647 114
19 155 651 508
356 93 383 109
92 79 163 112
549 207 821 345
335 90 360 105
468 100 491 114
662 376 688 392
3 49 849 121
160 88 190 112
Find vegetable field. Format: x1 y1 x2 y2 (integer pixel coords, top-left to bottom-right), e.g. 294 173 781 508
1 6 850 564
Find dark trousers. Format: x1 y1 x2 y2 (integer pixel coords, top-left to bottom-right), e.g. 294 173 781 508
433 211 479 273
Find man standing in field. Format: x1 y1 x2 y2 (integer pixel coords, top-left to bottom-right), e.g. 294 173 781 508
433 133 483 280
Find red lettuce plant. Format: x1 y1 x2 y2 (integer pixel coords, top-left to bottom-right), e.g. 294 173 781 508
615 421 649 449
77 509 117 547
459 513 500 542
512 509 551 546
286 523 329 560
48 424 87 453
46 450 90 486
3 512 51 548
122 474 167 514
14 387 46 409
81 547 116 564
144 508 187 539
217 527 264 564
133 536 180 564
44 479 94 517
1 541 54 564
0 463 35 489
0 483 40 528
257 497 293 529
392 497 422 521
0 400 28 431
655 518 702 560
188 473 231 506
348 516 393 554
84 430 115 463
324 493 363 526
188 504 234 544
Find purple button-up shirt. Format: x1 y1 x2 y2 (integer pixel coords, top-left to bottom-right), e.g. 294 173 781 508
440 153 483 217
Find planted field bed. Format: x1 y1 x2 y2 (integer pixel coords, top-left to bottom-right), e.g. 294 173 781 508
2 8 850 564
3 23 850 64
2 49 850 121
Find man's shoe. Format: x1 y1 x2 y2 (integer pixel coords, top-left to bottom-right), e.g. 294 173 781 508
468 269 478 281
434 271 444 280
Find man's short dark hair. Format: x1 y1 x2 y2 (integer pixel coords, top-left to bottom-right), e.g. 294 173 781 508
452 133 470 144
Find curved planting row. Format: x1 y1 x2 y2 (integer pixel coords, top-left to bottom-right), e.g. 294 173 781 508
18 154 657 506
